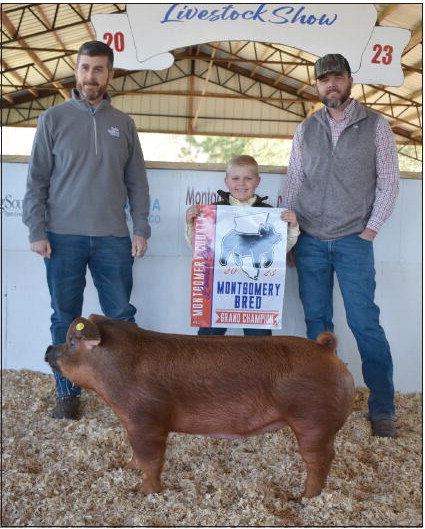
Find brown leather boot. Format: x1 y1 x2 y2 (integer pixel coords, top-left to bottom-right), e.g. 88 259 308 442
371 419 396 438
51 395 81 420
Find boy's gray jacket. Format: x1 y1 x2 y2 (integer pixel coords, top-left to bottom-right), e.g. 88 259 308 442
23 90 151 242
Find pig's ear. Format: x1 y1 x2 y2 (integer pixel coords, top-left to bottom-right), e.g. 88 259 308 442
83 338 101 351
68 317 101 344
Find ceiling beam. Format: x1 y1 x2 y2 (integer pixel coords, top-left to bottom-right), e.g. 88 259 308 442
377 4 400 23
403 22 423 55
33 5 76 69
181 46 317 104
1 59 39 100
1 11 71 101
2 3 118 44
191 45 217 132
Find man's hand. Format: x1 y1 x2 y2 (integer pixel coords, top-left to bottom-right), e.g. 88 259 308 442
30 239 52 258
132 235 147 258
359 228 377 241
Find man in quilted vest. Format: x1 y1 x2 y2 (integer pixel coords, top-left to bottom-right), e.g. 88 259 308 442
283 54 400 438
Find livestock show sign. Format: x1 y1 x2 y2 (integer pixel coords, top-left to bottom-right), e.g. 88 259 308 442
190 205 287 329
92 4 411 86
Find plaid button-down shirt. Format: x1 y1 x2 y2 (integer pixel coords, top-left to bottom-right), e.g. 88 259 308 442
284 99 400 233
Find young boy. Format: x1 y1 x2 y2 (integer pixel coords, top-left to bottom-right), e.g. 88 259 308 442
186 154 299 336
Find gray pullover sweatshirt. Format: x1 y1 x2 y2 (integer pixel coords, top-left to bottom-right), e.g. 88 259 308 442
23 89 151 242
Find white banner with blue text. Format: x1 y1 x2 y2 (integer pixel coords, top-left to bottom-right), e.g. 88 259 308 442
191 205 287 329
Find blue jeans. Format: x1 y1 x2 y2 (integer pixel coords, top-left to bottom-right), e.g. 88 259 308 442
295 232 394 421
198 327 272 336
45 232 136 397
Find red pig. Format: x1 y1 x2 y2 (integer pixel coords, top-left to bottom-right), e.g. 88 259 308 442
45 314 355 497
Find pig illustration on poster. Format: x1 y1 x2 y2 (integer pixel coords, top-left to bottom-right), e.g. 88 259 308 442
219 212 282 280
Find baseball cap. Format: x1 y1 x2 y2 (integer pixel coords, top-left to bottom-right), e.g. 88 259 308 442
314 54 351 79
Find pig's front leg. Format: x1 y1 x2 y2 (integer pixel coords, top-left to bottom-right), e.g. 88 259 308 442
125 424 168 494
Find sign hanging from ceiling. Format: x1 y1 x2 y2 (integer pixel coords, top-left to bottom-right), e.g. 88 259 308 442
91 4 411 86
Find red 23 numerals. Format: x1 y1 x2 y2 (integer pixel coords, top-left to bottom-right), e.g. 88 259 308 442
371 44 393 65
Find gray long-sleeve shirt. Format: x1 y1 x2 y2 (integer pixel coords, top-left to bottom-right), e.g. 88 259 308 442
23 90 151 242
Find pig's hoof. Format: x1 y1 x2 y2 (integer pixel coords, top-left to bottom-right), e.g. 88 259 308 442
302 490 323 499
142 482 163 495
126 457 142 470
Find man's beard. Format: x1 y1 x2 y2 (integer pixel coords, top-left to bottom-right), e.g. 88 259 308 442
77 82 107 102
320 86 351 109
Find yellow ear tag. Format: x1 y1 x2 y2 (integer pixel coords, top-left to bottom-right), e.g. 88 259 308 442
75 322 85 331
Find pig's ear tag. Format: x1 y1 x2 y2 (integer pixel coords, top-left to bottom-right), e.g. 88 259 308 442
75 323 85 331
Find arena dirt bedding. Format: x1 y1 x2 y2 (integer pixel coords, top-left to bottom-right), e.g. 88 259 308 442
2 369 422 527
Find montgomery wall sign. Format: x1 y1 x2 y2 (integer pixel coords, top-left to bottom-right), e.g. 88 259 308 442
92 3 410 86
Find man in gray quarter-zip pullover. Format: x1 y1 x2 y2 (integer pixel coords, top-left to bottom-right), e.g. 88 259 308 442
283 54 400 439
23 41 151 420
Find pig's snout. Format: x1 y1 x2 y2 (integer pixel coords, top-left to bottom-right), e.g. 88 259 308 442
44 345 55 363
45 345 62 373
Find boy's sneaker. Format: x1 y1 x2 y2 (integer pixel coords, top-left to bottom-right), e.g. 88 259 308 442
371 418 396 438
52 395 80 420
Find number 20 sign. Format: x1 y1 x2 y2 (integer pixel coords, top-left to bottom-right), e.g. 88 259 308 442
103 31 125 52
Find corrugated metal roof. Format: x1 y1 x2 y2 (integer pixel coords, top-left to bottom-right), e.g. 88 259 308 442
1 3 422 150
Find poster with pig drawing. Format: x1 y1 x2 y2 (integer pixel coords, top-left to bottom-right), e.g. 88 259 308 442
190 205 287 329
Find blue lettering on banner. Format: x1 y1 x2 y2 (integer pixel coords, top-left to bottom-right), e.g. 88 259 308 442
125 198 161 224
149 198 161 224
161 4 337 26
235 295 262 309
216 280 281 310
216 281 280 296
270 5 337 25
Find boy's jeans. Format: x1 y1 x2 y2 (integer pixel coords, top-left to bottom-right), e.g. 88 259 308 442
295 232 395 421
45 232 136 397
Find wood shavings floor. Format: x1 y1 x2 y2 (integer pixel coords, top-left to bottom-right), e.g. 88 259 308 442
2 369 422 527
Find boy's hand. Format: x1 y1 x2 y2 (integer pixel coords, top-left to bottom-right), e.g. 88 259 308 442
280 209 298 227
186 205 200 224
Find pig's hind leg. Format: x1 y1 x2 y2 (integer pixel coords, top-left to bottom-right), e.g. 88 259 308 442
125 424 168 494
292 424 336 498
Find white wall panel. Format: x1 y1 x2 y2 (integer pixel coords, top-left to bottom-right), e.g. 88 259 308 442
2 162 422 393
